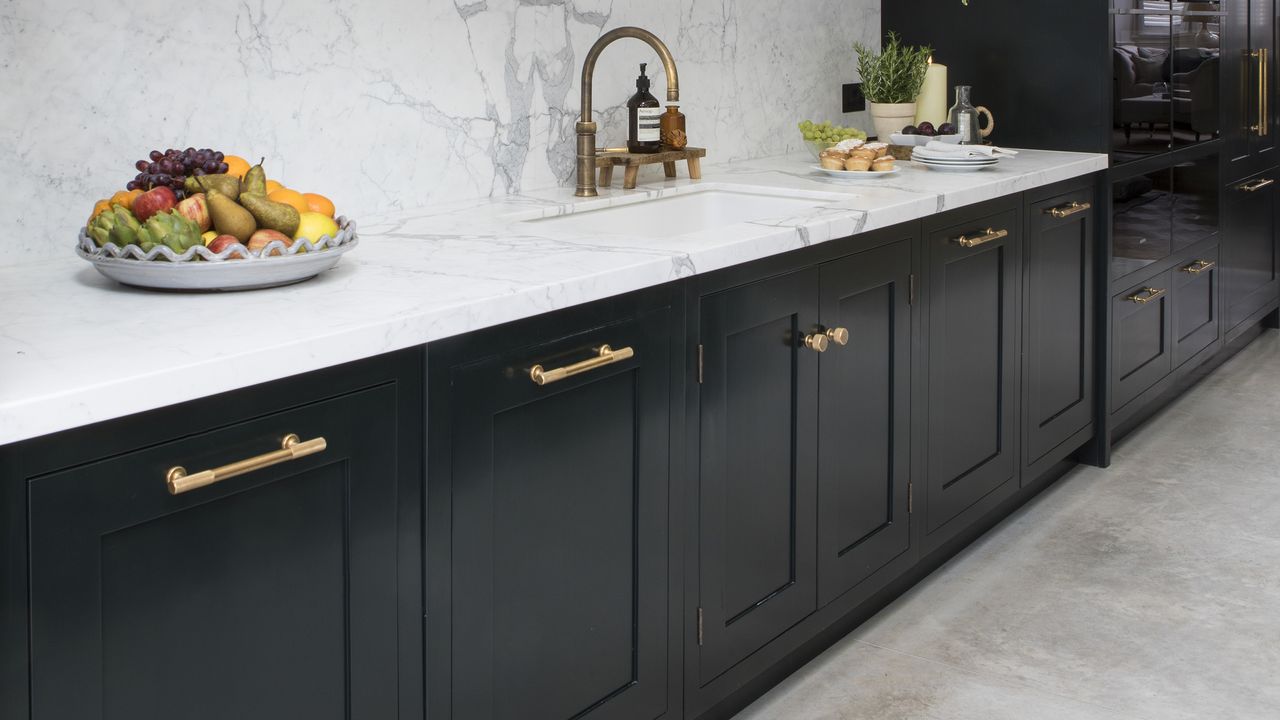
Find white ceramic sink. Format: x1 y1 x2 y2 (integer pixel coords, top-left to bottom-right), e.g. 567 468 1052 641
522 189 835 237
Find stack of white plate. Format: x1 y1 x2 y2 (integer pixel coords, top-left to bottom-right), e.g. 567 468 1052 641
911 146 1000 172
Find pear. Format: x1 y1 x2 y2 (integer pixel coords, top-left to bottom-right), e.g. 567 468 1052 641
240 157 268 196
204 188 257 243
240 192 300 236
186 174 240 200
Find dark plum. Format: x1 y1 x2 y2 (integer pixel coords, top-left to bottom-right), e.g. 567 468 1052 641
917 121 936 136
937 122 956 135
902 124 918 135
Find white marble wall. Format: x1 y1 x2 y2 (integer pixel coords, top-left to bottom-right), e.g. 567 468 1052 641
0 0 878 262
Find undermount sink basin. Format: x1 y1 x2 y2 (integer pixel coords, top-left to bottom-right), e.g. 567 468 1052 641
522 189 836 238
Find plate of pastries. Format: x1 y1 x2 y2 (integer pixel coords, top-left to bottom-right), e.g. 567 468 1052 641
812 140 897 179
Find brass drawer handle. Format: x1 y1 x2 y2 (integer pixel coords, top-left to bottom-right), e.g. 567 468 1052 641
1045 201 1091 219
166 434 327 495
529 344 634 385
952 228 1008 248
1238 178 1275 192
1126 287 1167 304
804 332 830 353
825 327 850 346
1181 259 1216 274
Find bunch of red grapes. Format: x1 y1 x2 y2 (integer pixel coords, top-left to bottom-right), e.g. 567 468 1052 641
127 148 230 198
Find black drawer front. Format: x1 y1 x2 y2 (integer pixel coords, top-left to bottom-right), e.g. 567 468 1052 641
1172 246 1221 367
1112 271 1174 412
28 386 401 720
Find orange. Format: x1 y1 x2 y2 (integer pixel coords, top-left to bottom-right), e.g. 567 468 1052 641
265 179 284 194
223 155 251 179
302 192 335 217
110 189 142 211
89 199 111 222
267 188 309 213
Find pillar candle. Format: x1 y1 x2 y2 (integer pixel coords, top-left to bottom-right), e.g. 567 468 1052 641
915 60 948 127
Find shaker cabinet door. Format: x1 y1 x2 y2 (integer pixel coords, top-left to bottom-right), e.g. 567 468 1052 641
1222 171 1279 331
28 387 402 720
1173 246 1222 366
925 208 1020 538
697 269 819 684
1024 191 1095 465
442 306 673 720
816 242 913 606
1112 272 1175 412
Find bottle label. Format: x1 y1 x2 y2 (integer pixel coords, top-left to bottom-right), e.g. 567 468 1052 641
637 107 662 142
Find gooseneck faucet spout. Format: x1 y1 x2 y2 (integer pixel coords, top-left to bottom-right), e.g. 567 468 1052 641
576 27 680 197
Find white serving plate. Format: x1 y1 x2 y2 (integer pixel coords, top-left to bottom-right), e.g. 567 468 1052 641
913 160 997 173
76 216 359 291
889 133 963 146
810 165 900 180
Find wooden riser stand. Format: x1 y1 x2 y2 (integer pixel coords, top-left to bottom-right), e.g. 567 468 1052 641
597 146 706 189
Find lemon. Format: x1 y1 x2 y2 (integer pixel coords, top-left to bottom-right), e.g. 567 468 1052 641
294 212 340 247
201 231 218 246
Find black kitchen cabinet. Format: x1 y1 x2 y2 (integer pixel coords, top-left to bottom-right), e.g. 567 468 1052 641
1173 245 1222 366
1223 0 1278 181
696 269 819 683
1112 272 1175 412
427 288 680 720
1024 190 1096 468
923 204 1021 540
25 383 408 720
1222 171 1280 331
816 242 913 606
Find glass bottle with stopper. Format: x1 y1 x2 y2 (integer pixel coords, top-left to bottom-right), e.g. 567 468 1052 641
627 63 662 153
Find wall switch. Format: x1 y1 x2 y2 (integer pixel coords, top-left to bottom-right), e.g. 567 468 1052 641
842 83 865 113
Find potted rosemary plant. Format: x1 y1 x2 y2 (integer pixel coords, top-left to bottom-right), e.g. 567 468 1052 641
854 32 933 141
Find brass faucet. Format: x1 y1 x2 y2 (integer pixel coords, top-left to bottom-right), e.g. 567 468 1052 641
576 27 680 197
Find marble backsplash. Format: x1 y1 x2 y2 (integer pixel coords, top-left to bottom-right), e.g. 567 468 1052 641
0 0 878 262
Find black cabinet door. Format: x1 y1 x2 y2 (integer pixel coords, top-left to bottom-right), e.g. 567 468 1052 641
1223 0 1279 180
1173 246 1222 366
1112 272 1175 411
816 243 912 606
1024 192 1094 465
28 386 401 720
1222 172 1279 330
697 269 819 683
925 208 1019 536
444 308 672 720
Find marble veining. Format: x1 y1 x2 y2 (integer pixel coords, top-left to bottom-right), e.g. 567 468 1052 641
0 0 879 262
0 149 1106 445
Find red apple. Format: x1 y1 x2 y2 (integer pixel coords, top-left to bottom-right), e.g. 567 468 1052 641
176 193 211 232
247 229 293 257
207 234 246 258
133 186 177 222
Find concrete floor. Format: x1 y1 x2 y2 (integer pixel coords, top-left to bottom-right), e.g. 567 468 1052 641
734 331 1280 720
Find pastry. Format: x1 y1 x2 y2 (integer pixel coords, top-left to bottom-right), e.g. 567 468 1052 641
871 157 895 172
850 148 878 161
820 147 849 160
821 155 847 171
844 157 872 172
864 142 889 158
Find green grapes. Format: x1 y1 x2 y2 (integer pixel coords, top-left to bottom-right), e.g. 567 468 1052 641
797 120 867 143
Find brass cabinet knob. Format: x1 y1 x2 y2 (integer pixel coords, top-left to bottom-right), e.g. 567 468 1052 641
826 327 850 346
803 332 830 353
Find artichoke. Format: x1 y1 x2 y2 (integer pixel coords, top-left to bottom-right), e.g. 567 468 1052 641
137 210 201 255
87 204 141 248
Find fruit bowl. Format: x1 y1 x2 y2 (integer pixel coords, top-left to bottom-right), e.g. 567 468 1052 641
76 217 359 291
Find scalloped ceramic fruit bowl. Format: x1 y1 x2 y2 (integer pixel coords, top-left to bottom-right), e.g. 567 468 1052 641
76 216 359 291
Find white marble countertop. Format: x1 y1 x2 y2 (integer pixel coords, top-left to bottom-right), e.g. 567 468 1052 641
0 149 1107 445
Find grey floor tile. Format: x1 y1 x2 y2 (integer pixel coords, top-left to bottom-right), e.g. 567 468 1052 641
736 331 1280 720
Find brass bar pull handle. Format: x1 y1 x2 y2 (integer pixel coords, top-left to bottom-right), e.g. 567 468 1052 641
1262 48 1269 137
1045 201 1091 219
1239 178 1275 192
1126 287 1167 305
166 434 327 495
825 327 850 347
529 344 634 385
952 228 1008 248
1181 259 1216 274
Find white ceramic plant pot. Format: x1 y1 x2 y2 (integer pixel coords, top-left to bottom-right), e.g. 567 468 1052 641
867 101 918 141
